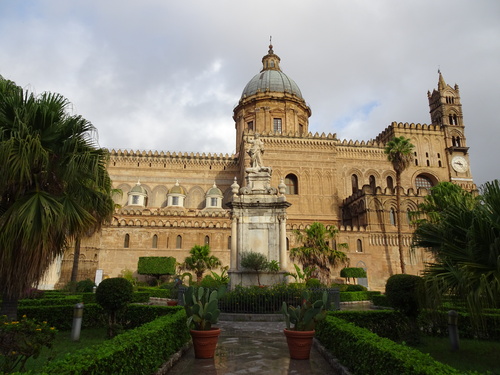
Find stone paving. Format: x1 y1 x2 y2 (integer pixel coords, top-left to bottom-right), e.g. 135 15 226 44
166 319 346 375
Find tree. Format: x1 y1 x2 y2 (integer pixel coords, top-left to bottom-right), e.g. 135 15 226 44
240 251 270 286
137 256 176 286
290 222 348 284
413 180 500 326
0 76 113 319
181 245 222 284
384 136 414 274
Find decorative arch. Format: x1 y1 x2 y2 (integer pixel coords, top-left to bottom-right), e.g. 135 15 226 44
151 185 169 208
285 173 299 195
186 186 205 209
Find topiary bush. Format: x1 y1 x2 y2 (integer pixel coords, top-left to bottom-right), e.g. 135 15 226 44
345 284 367 292
385 274 423 318
76 278 96 293
96 277 133 337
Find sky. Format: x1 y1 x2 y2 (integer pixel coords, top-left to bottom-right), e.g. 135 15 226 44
0 1 499 187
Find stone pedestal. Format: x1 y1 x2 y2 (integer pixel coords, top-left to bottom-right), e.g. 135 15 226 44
228 167 290 287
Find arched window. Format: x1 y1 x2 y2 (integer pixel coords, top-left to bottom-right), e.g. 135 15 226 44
356 239 363 253
286 237 290 251
227 236 231 250
176 235 182 249
386 176 394 190
389 209 396 226
351 174 359 194
415 175 433 189
204 235 210 246
285 174 298 195
369 175 376 192
152 234 158 249
273 118 282 133
407 209 412 225
124 234 130 248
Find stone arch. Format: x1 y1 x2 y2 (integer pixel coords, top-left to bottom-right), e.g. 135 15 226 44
151 185 168 208
185 186 205 209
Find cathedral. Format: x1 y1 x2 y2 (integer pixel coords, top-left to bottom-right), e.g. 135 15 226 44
52 45 475 291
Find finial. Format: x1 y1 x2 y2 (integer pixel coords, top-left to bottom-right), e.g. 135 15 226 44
268 36 274 54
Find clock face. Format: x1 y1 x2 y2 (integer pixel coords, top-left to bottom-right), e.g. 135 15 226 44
451 156 468 173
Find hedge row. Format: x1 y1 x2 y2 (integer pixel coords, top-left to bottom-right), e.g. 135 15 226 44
33 309 189 375
418 309 500 340
18 304 182 330
330 310 414 342
371 294 390 307
137 287 171 298
339 291 380 302
316 315 465 375
17 296 82 306
81 291 150 304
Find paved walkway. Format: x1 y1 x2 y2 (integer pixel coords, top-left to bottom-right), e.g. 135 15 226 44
166 319 346 375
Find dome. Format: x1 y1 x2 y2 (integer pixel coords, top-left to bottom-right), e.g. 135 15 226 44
241 45 303 99
130 182 147 195
169 181 186 195
207 183 222 196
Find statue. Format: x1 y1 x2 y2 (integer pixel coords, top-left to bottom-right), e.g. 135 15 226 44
248 133 264 169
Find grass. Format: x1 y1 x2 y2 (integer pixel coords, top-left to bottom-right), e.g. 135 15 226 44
22 327 108 372
412 335 500 374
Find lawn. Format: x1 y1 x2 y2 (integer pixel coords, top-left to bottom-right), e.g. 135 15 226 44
412 336 500 374
22 327 108 372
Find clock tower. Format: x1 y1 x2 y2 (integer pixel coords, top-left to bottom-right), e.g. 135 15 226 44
428 71 474 189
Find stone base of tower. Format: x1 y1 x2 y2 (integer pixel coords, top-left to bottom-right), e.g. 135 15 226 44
228 270 288 288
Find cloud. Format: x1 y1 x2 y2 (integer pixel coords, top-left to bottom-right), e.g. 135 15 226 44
0 0 499 186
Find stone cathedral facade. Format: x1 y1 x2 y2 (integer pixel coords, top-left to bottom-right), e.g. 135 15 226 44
53 45 475 291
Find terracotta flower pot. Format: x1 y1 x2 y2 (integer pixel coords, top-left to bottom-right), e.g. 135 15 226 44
283 329 315 360
167 300 178 306
190 328 221 359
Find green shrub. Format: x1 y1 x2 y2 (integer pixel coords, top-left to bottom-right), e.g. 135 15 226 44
372 294 389 307
18 296 81 307
340 267 367 279
76 279 95 293
96 278 133 337
330 310 414 342
385 274 423 318
137 256 176 286
305 278 323 288
340 291 371 302
316 315 463 374
40 309 189 375
137 287 171 298
345 284 367 292
330 283 349 292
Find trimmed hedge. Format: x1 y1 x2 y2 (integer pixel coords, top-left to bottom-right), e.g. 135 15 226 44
316 315 464 375
137 287 171 298
340 291 380 302
371 294 390 307
18 304 182 330
330 310 414 342
18 296 82 306
418 309 500 340
81 291 150 304
38 309 189 375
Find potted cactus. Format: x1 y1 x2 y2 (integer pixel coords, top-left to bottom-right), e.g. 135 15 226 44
183 285 226 358
281 290 329 359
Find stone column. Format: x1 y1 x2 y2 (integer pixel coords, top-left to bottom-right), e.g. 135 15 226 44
279 214 288 270
230 215 238 270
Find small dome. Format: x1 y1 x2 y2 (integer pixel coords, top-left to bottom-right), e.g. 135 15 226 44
169 180 186 195
130 182 147 195
241 44 303 99
207 183 222 196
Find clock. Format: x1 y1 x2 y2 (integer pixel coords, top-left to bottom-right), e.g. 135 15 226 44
451 155 468 173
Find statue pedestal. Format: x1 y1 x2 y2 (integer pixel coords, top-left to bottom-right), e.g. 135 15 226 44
228 169 291 287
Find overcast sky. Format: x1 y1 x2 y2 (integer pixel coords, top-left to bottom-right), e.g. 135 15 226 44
1 1 499 186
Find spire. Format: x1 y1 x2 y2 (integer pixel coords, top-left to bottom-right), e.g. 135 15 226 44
438 69 447 91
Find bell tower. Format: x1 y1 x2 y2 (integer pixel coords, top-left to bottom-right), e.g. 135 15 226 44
428 71 474 189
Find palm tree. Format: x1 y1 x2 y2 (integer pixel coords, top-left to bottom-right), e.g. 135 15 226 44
413 180 500 326
182 245 222 284
0 76 113 319
384 136 414 274
290 222 349 284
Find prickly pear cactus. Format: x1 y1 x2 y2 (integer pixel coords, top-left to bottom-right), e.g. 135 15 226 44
281 290 329 331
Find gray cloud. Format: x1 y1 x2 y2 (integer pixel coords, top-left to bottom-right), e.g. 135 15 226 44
0 0 498 186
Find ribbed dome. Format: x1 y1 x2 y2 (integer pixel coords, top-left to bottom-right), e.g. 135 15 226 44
169 181 186 195
130 182 147 195
207 183 222 196
241 45 303 99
